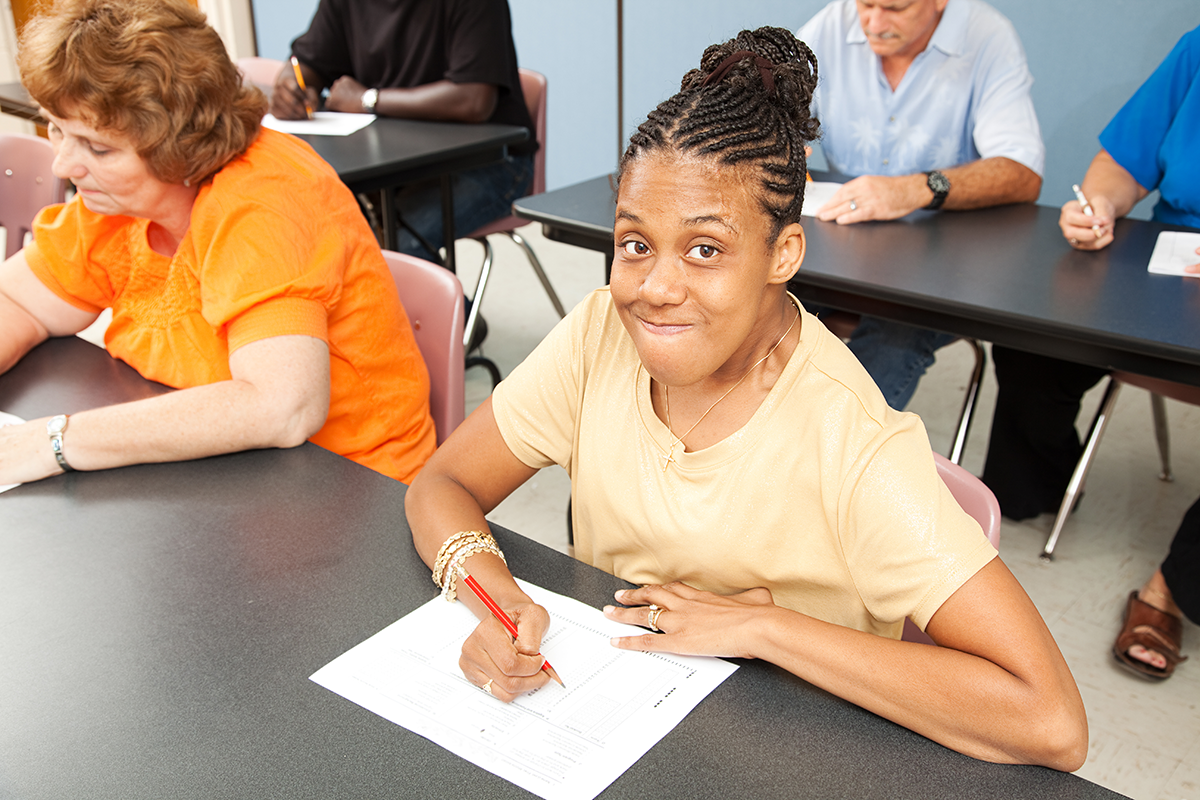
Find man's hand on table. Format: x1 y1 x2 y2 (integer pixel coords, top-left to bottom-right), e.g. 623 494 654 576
816 173 931 224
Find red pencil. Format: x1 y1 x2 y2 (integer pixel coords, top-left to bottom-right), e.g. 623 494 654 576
459 569 565 687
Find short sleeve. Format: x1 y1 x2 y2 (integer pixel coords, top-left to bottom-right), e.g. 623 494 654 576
970 25 1044 175
841 421 997 630
1099 27 1200 193
443 0 519 93
492 291 606 471
24 200 123 314
191 196 341 353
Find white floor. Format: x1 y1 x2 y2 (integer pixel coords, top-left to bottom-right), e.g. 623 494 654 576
76 222 1199 799
453 225 1200 800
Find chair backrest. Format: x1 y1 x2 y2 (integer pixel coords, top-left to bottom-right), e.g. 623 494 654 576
381 250 466 445
237 57 284 99
901 453 1002 646
0 133 67 259
933 452 1001 549
517 68 547 196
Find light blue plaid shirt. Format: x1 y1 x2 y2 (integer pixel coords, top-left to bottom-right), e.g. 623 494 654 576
797 0 1044 178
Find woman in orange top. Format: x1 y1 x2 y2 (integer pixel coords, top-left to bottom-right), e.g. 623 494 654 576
0 0 435 485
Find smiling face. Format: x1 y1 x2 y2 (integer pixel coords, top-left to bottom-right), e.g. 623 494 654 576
46 112 180 220
855 0 948 60
610 150 805 389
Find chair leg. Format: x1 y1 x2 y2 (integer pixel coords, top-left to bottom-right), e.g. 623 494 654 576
505 229 566 318
464 237 495 351
948 339 986 466
1150 392 1173 482
1041 377 1122 561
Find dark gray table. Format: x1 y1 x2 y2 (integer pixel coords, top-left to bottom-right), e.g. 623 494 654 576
514 174 1200 387
1 337 1124 800
0 81 527 271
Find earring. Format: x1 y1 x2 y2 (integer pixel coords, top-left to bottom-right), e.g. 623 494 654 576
183 178 191 187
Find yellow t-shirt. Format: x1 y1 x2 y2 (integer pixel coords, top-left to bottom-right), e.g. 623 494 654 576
492 289 996 638
25 128 435 483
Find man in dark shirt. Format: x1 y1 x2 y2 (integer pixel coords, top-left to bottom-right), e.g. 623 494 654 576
272 0 536 265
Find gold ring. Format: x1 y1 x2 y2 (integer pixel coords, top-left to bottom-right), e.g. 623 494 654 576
481 679 494 695
648 606 663 632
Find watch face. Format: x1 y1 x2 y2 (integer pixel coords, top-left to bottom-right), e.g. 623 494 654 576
929 171 950 194
47 415 67 434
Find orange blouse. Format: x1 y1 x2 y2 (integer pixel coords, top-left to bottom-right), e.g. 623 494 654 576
25 128 435 483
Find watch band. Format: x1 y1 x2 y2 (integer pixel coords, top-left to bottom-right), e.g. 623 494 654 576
46 414 75 472
361 87 379 114
925 170 950 210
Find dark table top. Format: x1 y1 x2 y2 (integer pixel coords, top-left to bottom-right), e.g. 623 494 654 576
514 173 1200 386
0 337 1125 800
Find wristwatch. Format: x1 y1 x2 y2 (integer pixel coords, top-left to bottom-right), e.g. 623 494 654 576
46 414 75 472
925 170 950 210
361 87 379 114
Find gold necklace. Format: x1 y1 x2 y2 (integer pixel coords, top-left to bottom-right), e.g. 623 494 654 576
660 300 800 472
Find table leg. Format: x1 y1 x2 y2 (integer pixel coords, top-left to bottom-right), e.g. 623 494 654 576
380 188 398 252
441 174 456 274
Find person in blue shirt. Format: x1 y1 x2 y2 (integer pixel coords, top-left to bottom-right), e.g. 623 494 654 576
983 25 1200 681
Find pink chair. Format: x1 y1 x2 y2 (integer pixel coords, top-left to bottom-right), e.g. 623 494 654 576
0 133 67 259
901 452 1002 645
460 69 565 356
236 57 284 98
382 250 466 445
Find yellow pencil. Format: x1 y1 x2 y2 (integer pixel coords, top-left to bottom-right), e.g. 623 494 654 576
290 56 314 120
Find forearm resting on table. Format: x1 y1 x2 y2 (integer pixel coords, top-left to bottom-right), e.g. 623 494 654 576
0 290 49 375
940 157 1042 211
749 561 1086 770
373 81 498 123
25 335 329 476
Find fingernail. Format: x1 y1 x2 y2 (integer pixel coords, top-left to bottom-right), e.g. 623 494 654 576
602 605 615 615
615 589 627 600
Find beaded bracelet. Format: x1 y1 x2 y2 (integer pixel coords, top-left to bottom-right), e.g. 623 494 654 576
441 539 506 602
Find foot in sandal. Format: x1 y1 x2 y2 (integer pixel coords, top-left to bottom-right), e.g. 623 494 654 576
1113 570 1188 680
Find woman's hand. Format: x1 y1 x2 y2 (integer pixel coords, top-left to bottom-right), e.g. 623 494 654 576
459 599 553 702
603 582 777 659
0 417 62 485
1060 195 1116 250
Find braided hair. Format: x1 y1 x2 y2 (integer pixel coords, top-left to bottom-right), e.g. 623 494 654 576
618 27 820 240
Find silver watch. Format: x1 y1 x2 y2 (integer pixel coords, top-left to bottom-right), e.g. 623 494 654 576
46 414 75 472
361 87 379 113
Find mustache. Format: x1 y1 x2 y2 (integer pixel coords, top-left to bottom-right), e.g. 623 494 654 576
869 31 901 39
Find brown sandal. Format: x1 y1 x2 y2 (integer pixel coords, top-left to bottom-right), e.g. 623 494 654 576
1113 591 1188 681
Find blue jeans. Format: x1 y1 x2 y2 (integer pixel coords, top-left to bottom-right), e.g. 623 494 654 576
843 316 957 410
393 152 534 263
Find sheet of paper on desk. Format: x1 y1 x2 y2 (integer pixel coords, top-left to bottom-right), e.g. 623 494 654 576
311 578 737 800
0 411 25 493
800 181 841 217
1147 231 1200 276
261 112 375 136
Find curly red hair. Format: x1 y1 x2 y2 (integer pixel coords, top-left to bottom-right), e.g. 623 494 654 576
18 0 267 185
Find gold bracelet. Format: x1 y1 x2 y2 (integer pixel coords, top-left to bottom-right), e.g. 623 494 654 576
432 530 490 587
441 539 506 602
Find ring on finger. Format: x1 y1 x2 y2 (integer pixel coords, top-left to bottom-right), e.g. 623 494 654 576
648 606 664 632
1069 237 1079 246
481 679 494 695
849 200 858 211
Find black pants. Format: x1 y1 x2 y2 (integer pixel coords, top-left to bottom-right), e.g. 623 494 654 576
981 346 1107 520
1164 496 1200 624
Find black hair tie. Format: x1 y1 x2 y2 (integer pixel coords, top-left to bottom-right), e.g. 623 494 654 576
701 50 776 96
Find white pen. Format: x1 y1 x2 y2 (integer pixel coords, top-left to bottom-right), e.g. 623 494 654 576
1072 184 1105 240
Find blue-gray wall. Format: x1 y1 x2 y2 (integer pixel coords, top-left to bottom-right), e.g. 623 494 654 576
255 1 1200 213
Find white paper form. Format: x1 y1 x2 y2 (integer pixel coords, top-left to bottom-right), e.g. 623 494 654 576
261 112 375 136
800 180 842 217
311 579 737 800
1147 231 1200 276
0 411 24 494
